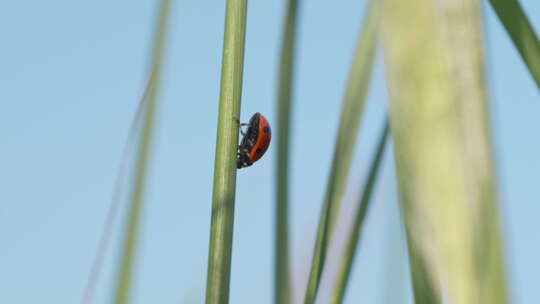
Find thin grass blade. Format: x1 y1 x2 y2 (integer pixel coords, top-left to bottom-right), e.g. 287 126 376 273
381 0 508 303
81 82 151 304
303 2 378 303
205 1 248 303
489 0 540 87
113 1 172 303
330 121 388 304
274 0 300 304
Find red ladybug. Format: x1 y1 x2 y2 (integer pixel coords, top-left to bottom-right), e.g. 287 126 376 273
237 112 271 169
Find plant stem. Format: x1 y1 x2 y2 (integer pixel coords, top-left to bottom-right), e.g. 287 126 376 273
205 1 248 303
82 81 151 304
303 2 378 303
330 121 388 304
489 0 540 87
113 1 171 303
275 0 300 303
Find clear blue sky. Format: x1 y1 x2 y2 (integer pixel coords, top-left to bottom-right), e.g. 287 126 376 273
0 1 538 303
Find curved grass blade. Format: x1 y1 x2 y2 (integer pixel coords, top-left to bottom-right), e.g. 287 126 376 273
113 1 172 303
489 0 540 87
303 2 378 303
274 0 300 303
204 1 248 303
330 120 388 304
381 0 508 303
81 82 151 304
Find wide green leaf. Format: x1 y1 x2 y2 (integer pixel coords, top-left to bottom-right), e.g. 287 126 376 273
381 0 508 303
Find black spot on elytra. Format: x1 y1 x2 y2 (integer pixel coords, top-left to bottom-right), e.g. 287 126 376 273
256 148 262 154
263 126 270 133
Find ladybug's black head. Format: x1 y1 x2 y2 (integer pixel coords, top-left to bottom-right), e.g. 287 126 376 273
249 113 261 125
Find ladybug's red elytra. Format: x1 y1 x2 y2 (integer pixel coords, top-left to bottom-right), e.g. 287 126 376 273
237 112 271 169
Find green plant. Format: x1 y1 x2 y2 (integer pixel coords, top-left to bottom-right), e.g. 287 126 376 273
83 0 540 303
205 1 248 304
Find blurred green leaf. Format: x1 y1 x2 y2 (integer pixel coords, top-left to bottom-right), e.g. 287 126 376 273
381 0 508 303
330 121 388 304
303 2 378 303
274 0 300 304
82 81 151 304
113 1 172 303
489 0 540 87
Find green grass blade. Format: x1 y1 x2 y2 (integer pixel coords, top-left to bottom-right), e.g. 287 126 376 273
404 243 440 304
205 1 248 303
113 1 172 303
330 121 388 304
303 2 378 303
81 83 151 304
489 0 540 87
274 0 300 304
381 0 508 303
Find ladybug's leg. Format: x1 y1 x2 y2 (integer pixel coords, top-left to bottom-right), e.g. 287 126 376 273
235 118 250 136
234 117 250 127
237 148 252 169
240 156 252 168
240 124 251 136
237 147 249 158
